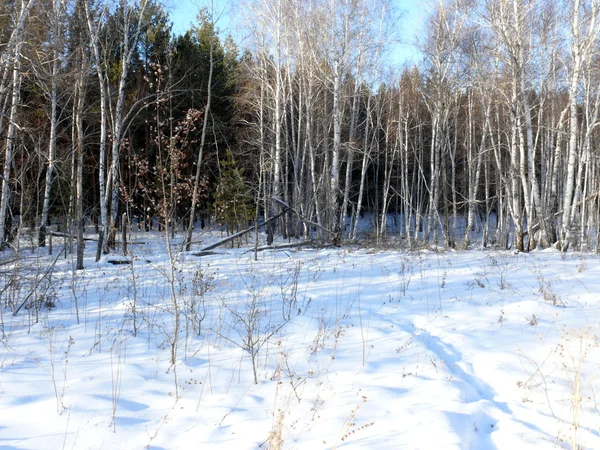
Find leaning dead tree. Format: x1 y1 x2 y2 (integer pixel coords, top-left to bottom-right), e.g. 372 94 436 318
193 207 289 254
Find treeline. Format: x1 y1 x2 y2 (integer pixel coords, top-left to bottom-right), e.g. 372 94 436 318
0 0 239 268
1 0 600 267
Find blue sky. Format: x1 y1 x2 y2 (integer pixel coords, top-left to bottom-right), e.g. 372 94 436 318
167 0 425 65
168 0 234 36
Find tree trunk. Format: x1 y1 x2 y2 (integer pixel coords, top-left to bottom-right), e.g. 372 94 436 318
75 48 86 271
0 1 32 247
184 22 214 251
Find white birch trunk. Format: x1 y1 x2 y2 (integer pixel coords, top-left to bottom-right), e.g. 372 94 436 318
39 0 67 247
84 0 109 257
75 48 86 270
109 0 149 247
0 0 33 247
330 60 341 234
562 0 600 250
351 93 373 240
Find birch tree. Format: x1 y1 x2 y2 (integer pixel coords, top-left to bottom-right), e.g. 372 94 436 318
561 0 600 250
83 0 109 257
37 0 70 247
0 0 35 248
107 0 149 249
419 0 466 245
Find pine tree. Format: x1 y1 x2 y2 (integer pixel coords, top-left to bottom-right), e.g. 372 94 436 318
214 150 253 235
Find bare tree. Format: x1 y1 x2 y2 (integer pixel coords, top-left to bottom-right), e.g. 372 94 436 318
418 0 466 245
0 0 35 248
37 0 70 248
562 0 600 250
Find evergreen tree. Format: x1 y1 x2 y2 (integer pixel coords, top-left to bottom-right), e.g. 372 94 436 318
214 149 253 235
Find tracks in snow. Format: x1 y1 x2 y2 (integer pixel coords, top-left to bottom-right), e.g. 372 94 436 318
414 324 513 450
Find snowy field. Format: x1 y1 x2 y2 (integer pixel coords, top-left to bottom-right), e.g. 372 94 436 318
1 232 599 449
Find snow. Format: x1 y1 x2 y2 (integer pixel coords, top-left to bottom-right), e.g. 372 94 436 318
1 233 599 449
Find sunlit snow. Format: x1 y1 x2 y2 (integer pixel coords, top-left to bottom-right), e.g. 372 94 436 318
0 230 599 449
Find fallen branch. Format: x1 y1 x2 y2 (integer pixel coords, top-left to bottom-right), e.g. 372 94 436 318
195 208 289 254
49 232 146 245
106 259 132 265
191 250 218 257
248 240 331 254
50 231 96 242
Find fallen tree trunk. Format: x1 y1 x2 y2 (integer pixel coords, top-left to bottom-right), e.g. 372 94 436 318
193 208 289 254
49 231 146 245
193 195 339 256
248 240 331 254
50 231 96 242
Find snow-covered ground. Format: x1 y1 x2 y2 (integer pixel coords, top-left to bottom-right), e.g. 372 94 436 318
1 232 599 449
